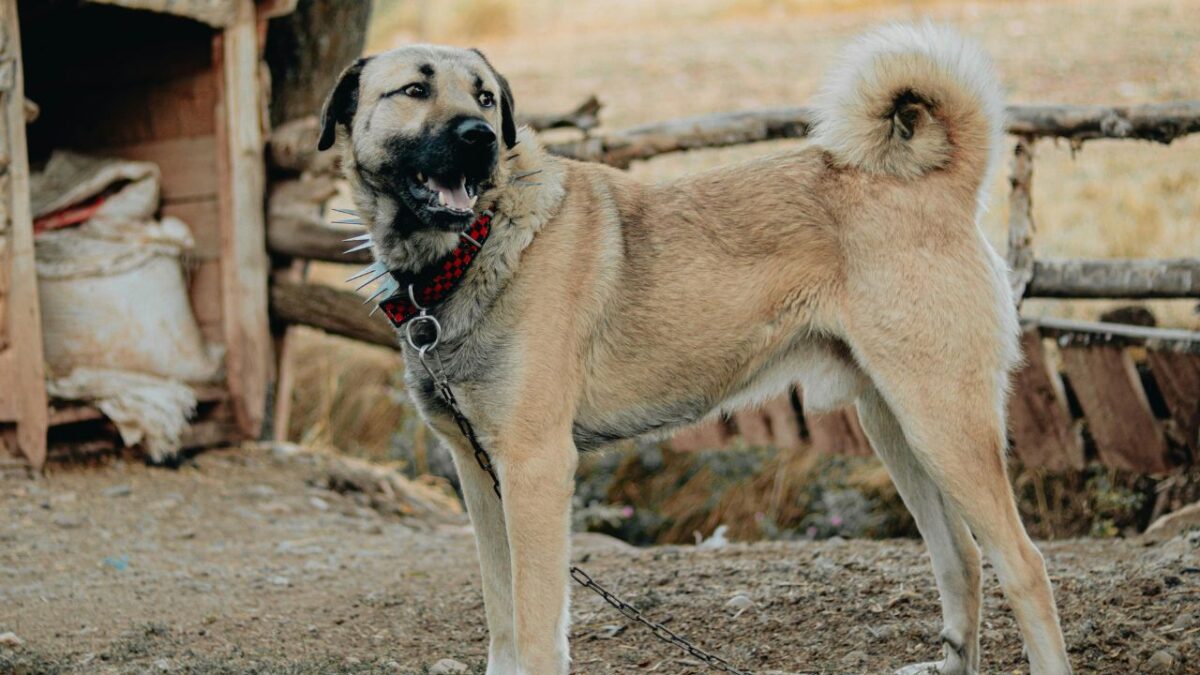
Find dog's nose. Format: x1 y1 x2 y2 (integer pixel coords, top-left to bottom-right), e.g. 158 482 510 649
455 118 497 147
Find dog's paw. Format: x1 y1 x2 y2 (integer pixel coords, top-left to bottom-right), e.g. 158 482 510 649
894 661 975 675
893 662 948 675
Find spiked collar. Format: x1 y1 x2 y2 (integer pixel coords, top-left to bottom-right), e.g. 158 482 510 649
346 211 494 329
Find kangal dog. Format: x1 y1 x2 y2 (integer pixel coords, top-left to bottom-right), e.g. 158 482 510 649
318 22 1072 675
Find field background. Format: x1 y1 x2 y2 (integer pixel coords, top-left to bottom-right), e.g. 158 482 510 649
287 0 1199 524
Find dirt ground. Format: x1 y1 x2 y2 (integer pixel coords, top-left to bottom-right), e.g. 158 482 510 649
2 446 1198 674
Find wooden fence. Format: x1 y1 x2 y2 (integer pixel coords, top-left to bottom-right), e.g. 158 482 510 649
265 101 1200 475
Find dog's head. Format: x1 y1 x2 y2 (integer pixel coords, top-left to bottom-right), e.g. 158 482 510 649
318 45 516 240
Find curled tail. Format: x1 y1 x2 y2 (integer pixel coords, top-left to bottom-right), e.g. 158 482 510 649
811 22 1005 186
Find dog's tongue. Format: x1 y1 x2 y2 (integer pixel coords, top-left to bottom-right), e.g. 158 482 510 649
428 175 474 211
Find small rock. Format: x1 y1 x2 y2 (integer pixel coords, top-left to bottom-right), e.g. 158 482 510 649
429 658 469 674
243 484 276 500
0 632 24 648
1144 650 1175 673
384 660 402 671
102 484 132 498
725 593 753 617
153 657 174 672
866 624 894 640
840 649 868 667
52 513 84 529
268 575 291 587
309 496 330 511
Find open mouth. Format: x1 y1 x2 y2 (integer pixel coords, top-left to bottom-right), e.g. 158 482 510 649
408 172 480 219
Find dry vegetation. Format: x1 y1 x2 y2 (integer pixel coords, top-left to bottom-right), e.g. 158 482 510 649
287 1 1199 501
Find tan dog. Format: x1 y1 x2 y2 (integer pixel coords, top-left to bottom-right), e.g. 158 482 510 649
319 23 1071 675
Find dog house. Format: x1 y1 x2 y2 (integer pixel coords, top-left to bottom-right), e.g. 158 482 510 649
0 0 321 469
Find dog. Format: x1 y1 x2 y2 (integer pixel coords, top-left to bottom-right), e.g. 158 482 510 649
317 23 1072 675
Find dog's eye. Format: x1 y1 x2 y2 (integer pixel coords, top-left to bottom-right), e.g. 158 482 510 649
477 91 495 108
399 83 428 98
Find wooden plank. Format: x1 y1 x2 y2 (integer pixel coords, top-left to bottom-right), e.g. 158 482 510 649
165 198 221 260
96 136 219 202
1146 351 1200 457
733 408 773 447
762 393 803 451
1060 345 1170 474
1007 330 1084 471
0 349 16 420
0 234 8 351
188 257 225 344
669 418 732 453
804 405 871 457
215 1 273 438
0 0 48 468
1006 136 1035 302
270 279 397 350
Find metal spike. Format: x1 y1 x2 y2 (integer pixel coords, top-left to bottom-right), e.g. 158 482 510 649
332 207 359 216
512 169 542 181
346 261 387 283
353 267 390 291
343 241 374 254
342 233 373 243
364 281 393 304
368 278 400 313
333 219 364 225
514 181 542 187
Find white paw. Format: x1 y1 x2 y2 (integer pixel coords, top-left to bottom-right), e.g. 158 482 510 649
893 662 946 675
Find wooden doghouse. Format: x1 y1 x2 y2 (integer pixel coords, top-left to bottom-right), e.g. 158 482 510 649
0 0 302 469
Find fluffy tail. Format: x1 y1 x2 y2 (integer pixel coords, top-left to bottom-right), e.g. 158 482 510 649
810 22 1004 185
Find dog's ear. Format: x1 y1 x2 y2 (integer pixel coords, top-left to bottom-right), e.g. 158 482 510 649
318 57 372 152
471 48 517 148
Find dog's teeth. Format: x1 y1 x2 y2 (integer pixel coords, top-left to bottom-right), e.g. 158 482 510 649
437 191 447 206
416 172 427 183
468 195 478 208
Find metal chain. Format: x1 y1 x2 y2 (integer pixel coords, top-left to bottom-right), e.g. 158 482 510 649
413 340 753 674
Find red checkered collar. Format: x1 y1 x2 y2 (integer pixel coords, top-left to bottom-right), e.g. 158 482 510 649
378 212 493 328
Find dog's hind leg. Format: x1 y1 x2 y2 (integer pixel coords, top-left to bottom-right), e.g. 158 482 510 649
857 387 981 675
850 342 1071 674
442 433 520 674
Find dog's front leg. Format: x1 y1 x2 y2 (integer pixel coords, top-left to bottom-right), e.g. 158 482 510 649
441 433 519 674
498 430 577 675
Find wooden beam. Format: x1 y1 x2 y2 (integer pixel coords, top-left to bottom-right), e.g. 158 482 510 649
1007 329 1084 471
216 0 274 438
1026 317 1200 354
1026 258 1200 299
268 209 369 263
1146 351 1200 457
1005 102 1200 144
1061 345 1170 474
270 279 398 350
1006 136 1036 302
0 0 48 469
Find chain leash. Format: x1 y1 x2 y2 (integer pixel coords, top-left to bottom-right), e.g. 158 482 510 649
406 301 752 675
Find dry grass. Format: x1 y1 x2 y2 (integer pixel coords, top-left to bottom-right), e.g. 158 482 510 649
293 0 1199 461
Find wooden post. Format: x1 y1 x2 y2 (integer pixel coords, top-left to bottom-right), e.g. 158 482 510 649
216 0 273 438
0 0 48 468
1006 135 1036 303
